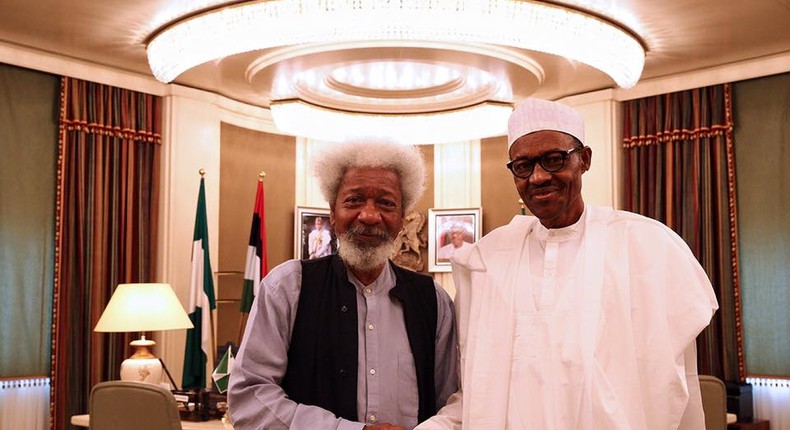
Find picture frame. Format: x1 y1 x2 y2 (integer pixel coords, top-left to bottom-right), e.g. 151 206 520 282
427 208 482 272
294 206 336 260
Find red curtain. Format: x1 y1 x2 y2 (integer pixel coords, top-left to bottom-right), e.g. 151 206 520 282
50 77 161 429
622 84 742 382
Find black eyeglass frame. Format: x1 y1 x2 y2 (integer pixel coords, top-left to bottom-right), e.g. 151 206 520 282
506 146 586 179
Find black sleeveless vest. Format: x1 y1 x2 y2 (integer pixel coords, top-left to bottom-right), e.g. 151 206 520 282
281 254 438 423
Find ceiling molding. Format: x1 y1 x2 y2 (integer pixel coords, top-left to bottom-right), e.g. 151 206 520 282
0 40 165 96
558 51 790 105
613 51 790 101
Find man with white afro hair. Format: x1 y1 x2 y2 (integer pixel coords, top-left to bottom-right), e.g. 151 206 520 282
314 140 427 215
230 140 458 430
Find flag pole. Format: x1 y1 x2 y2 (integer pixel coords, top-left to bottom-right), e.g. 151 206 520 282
200 168 217 377
183 168 218 389
237 171 266 345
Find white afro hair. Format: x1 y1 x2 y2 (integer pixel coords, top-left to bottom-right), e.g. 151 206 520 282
313 140 426 213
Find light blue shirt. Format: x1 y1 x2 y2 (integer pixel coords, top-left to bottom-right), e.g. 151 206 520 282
229 259 458 430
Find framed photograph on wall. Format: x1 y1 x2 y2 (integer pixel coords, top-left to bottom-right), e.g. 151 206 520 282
427 208 482 272
294 207 336 260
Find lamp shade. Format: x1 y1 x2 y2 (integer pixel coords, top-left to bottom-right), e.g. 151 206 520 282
94 283 193 332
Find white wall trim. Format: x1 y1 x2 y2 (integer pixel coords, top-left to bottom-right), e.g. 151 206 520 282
295 138 334 208
434 140 481 208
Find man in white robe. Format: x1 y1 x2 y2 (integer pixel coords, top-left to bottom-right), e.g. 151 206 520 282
437 224 473 261
308 216 333 259
416 98 719 430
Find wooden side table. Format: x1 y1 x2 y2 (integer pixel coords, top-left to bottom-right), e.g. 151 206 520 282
728 419 770 430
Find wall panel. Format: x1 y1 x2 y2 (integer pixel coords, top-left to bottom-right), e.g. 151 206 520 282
481 135 521 234
218 123 296 347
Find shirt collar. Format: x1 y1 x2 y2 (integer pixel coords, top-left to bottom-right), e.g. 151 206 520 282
347 261 396 294
532 206 587 243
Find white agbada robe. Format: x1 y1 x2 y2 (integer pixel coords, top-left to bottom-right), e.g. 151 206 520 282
416 206 718 430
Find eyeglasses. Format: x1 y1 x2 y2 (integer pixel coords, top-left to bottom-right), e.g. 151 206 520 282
506 146 584 179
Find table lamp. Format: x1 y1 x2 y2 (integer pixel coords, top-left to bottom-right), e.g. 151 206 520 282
94 283 193 384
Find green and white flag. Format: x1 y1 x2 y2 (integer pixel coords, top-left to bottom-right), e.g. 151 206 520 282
183 176 216 389
211 347 235 393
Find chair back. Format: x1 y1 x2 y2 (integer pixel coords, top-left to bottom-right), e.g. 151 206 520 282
699 375 727 430
89 381 182 430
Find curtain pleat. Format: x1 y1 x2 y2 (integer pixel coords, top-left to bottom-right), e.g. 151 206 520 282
50 78 161 430
622 84 742 382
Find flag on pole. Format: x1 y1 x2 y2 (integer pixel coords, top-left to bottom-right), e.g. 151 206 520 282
238 176 268 343
183 175 216 389
211 347 235 394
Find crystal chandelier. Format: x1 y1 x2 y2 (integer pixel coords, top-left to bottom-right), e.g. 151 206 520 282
270 99 514 144
146 0 645 143
148 0 644 87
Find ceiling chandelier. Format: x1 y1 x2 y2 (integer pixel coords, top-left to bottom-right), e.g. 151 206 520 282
271 99 514 144
146 0 645 143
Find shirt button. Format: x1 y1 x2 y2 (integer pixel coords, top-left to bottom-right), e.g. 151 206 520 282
369 368 376 375
369 414 377 423
364 287 372 295
367 323 375 331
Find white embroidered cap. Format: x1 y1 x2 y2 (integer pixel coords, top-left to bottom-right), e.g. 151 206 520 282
507 98 585 149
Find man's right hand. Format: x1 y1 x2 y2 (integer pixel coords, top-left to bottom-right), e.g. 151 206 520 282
364 425 406 430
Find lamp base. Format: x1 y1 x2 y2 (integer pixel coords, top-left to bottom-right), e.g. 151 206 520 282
120 357 163 383
119 335 163 384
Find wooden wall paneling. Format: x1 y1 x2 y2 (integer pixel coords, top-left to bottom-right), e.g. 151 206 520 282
218 123 296 347
481 135 521 235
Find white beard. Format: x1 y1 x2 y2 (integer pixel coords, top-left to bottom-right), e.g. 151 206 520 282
337 225 396 273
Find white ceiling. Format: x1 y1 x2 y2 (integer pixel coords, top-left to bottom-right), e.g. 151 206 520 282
1 0 789 107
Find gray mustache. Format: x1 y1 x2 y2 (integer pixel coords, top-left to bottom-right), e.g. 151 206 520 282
347 225 389 240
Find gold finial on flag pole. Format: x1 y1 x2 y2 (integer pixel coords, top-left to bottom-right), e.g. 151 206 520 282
518 198 526 215
259 171 266 181
199 168 206 177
